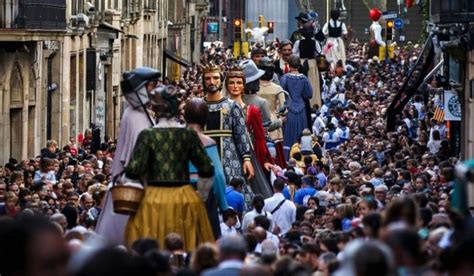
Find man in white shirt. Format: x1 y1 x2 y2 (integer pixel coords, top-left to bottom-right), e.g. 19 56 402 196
263 179 296 235
220 208 239 237
312 114 326 137
322 123 341 151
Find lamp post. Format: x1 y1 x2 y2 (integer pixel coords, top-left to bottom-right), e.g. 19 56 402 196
218 0 223 42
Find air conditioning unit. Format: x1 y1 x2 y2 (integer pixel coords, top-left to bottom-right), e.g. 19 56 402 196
430 0 474 23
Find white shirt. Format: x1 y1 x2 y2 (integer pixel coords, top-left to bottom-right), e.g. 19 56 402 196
255 232 280 253
263 193 296 235
301 135 313 152
242 209 273 233
427 140 442 154
335 127 350 140
313 116 326 136
220 222 237 237
322 130 341 145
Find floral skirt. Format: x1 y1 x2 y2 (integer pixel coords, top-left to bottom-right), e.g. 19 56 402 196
125 185 214 251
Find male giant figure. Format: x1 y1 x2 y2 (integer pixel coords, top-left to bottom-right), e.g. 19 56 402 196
202 64 254 182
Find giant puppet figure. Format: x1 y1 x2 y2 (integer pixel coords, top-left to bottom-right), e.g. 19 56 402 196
95 67 160 245
124 85 215 251
201 64 255 183
368 8 386 59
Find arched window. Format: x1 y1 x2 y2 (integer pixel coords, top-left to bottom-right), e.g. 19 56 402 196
10 62 23 106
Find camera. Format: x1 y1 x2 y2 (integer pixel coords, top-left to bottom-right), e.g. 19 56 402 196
85 2 96 14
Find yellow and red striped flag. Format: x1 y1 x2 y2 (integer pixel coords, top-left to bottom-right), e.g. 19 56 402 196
433 105 445 122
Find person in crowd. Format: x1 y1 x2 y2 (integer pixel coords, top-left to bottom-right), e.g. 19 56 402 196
190 243 219 274
202 234 247 276
273 40 294 77
263 178 297 235
220 208 239 237
242 194 273 233
41 140 58 159
280 54 313 159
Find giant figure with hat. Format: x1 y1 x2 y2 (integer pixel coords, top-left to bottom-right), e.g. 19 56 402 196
95 67 160 245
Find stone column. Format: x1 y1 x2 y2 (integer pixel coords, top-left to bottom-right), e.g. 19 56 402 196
60 37 71 147
21 57 29 161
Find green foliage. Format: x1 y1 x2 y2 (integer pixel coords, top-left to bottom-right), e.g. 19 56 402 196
420 0 430 43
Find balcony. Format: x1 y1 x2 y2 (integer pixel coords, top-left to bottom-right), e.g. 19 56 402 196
195 0 209 11
430 0 474 24
0 0 66 30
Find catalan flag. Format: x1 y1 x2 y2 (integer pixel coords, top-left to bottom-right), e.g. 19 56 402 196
433 105 445 122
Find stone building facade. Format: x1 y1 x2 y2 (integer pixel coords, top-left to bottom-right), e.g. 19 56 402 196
0 0 208 165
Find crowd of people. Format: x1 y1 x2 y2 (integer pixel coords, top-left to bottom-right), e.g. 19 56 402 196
1 9 474 276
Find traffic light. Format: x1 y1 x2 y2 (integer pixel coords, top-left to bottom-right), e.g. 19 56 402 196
246 21 253 40
234 19 242 40
267 21 274 34
386 20 394 40
259 15 264 28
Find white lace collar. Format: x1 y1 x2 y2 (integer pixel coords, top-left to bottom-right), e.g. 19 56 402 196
153 118 185 128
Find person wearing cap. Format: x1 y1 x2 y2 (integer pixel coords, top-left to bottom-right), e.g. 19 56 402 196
202 64 254 183
280 54 313 159
124 85 215 251
95 67 160 245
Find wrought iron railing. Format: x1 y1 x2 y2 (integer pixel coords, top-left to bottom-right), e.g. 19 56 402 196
0 0 66 29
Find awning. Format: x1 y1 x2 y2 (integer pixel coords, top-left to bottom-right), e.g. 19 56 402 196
386 34 436 131
97 22 123 40
164 49 191 67
99 22 124 33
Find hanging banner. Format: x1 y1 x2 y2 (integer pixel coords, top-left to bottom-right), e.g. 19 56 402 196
444 90 461 121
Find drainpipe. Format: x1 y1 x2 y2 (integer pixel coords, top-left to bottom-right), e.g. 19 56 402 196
46 50 57 140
